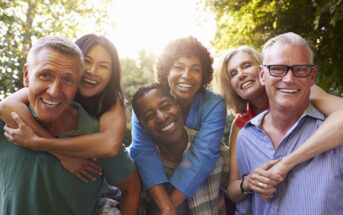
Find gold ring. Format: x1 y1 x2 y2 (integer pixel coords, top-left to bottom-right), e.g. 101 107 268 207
257 182 264 189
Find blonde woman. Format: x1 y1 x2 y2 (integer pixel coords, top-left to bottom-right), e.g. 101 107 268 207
213 45 343 202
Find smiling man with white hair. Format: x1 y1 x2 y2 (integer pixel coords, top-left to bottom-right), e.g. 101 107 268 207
235 32 343 215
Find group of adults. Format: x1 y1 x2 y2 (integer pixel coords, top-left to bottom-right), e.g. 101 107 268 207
0 31 342 215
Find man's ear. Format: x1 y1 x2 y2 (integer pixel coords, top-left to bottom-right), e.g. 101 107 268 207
23 65 30 87
259 65 266 86
139 120 146 130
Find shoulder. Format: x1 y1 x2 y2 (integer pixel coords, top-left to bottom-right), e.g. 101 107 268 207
245 109 269 128
236 115 263 147
186 89 227 129
307 103 326 121
234 113 250 129
229 122 241 139
195 89 225 103
73 102 100 135
192 89 226 112
98 145 136 184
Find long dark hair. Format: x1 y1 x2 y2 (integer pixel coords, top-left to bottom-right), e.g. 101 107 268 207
74 34 123 118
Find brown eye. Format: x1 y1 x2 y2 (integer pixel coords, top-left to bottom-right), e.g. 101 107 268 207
84 59 91 65
63 77 75 86
173 65 183 70
100 64 109 70
143 112 155 121
231 70 238 77
243 64 251 69
39 72 53 81
162 103 172 110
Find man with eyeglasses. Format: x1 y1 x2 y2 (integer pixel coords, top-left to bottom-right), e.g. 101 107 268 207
235 32 343 215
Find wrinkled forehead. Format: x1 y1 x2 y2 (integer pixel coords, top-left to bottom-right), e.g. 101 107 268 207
31 48 83 76
264 42 312 65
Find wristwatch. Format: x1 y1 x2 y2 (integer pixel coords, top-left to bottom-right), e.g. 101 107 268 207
240 174 253 194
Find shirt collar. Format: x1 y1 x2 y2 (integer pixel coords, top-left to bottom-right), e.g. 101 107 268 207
245 102 326 129
29 102 81 137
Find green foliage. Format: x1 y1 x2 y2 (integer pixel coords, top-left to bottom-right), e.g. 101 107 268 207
204 0 343 95
0 0 113 99
0 0 155 146
121 49 156 146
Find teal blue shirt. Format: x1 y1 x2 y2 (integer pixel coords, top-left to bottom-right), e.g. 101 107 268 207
0 102 135 215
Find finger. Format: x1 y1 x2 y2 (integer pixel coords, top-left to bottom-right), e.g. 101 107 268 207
268 172 284 183
74 172 88 183
85 165 102 175
86 160 102 173
253 167 282 185
3 124 13 134
259 185 276 194
251 180 276 194
264 170 284 183
261 159 280 170
11 112 24 125
84 162 102 175
255 187 275 197
248 170 279 186
4 131 13 142
257 174 280 186
81 170 96 181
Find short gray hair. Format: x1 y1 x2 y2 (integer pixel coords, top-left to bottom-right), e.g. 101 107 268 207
27 36 84 73
262 32 314 64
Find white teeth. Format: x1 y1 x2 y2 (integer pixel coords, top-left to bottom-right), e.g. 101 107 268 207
41 98 60 107
279 89 299 93
82 77 98 85
161 122 174 132
241 81 254 89
179 83 192 88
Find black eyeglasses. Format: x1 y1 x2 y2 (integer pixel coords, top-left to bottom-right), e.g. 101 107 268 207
263 64 314 77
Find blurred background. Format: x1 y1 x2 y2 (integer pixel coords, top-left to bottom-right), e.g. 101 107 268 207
1 0 342 145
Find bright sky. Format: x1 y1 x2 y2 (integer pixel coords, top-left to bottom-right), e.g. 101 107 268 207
106 0 216 58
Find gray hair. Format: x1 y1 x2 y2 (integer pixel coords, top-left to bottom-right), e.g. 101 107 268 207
262 32 314 64
213 45 262 114
26 36 84 74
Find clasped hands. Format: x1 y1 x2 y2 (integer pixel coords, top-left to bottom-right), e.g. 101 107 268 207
4 112 103 183
242 159 291 202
